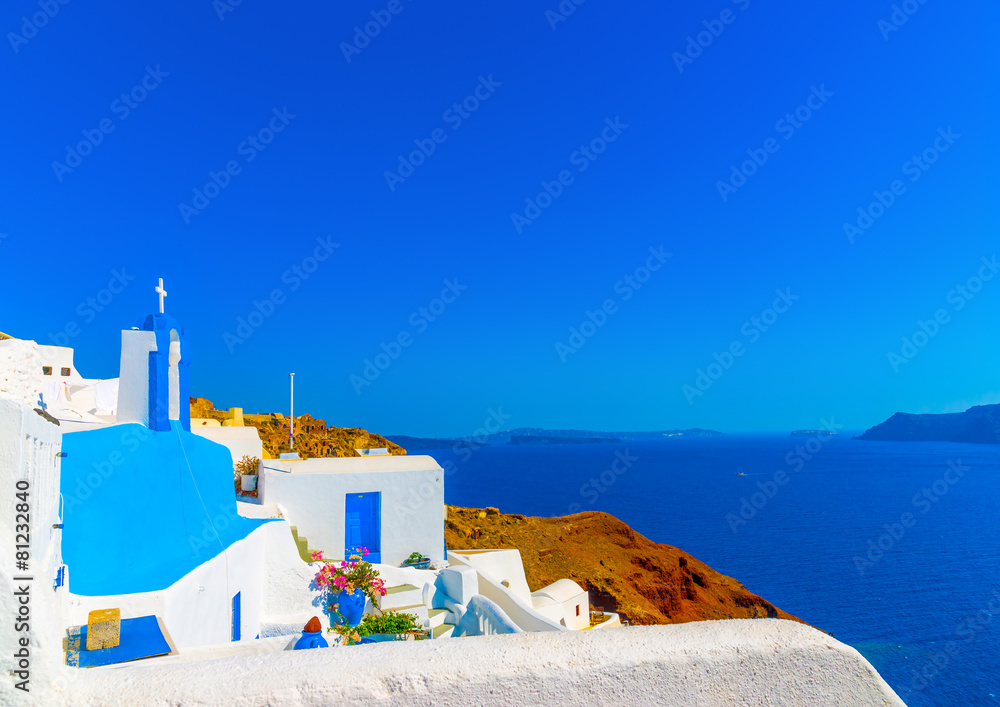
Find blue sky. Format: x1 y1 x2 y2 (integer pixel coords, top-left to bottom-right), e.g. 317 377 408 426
1 0 998 436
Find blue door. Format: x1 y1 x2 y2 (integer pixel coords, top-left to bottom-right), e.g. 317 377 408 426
345 492 381 563
232 592 241 641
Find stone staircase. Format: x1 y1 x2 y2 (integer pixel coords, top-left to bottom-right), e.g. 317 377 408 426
289 526 315 563
377 583 458 639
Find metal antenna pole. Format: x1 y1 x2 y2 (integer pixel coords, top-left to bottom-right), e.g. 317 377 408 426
289 373 295 451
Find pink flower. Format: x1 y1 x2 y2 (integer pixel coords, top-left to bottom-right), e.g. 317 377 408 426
311 551 325 561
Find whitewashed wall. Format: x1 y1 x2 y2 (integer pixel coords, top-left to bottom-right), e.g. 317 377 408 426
0 399 66 705
192 427 264 467
261 455 445 566
116 330 157 427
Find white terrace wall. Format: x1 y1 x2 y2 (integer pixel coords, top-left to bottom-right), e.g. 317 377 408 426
192 427 264 467
0 399 66 704
448 550 566 633
260 455 445 566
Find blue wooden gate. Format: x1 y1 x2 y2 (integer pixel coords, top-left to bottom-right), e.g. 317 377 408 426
345 492 381 563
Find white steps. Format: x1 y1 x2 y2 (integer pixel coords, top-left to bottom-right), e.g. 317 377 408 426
377 584 422 612
376 585 458 638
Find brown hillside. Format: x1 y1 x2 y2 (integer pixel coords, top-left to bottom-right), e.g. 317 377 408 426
190 397 405 459
445 505 811 629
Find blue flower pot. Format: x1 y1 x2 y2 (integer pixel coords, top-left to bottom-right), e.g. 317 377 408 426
293 630 328 650
334 589 367 626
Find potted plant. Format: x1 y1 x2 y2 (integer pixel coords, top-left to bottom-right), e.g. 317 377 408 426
402 551 431 570
332 610 423 645
235 455 260 492
312 548 387 627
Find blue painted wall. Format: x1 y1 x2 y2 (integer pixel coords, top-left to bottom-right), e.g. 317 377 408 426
61 423 271 596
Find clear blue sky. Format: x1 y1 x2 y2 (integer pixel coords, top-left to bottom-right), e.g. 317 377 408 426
2 0 998 436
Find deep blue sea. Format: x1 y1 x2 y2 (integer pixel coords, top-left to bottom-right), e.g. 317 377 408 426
426 435 1000 707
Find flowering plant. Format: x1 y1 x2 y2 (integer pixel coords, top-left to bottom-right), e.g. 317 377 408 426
312 547 387 620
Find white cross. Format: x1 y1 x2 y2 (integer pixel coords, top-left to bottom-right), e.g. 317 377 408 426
155 278 168 314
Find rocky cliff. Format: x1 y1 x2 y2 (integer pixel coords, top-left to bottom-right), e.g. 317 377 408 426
445 505 810 627
856 403 1000 444
190 397 405 458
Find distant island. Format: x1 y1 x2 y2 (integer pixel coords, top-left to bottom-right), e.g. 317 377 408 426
387 427 724 450
855 404 1000 444
791 429 839 437
507 434 622 446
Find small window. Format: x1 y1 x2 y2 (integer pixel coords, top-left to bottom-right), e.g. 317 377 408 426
42 367 52 375
576 604 580 617
61 367 71 377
